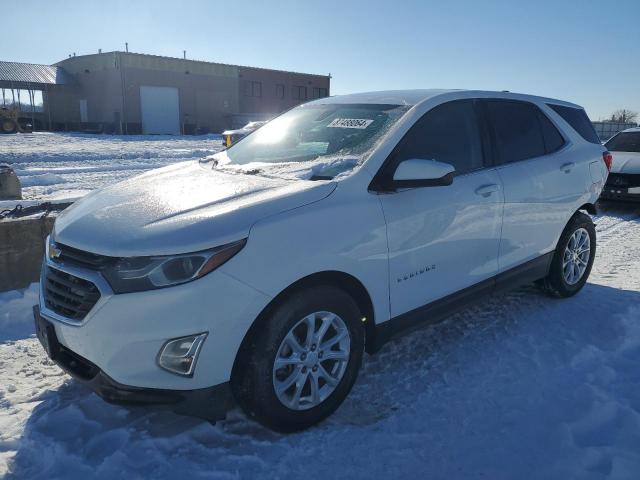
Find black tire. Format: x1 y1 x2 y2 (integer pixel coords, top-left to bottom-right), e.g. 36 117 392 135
1 119 18 134
538 212 596 298
231 285 365 432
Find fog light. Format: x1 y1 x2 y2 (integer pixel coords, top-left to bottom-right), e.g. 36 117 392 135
157 333 207 376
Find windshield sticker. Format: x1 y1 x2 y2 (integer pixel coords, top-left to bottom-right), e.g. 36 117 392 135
327 118 374 129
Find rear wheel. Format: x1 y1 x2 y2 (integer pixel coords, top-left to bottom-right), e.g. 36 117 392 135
538 212 596 297
231 286 365 432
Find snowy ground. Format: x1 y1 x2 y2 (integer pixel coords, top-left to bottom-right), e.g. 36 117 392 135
1 134 640 479
1 132 224 201
0 202 637 479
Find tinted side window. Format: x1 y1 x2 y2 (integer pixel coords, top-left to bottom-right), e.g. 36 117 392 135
547 104 600 144
605 132 640 153
486 100 546 164
537 110 565 153
394 100 484 175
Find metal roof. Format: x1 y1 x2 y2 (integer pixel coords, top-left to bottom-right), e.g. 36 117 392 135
0 61 74 86
57 51 330 79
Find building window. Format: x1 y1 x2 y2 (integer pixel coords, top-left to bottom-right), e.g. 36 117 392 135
276 84 285 99
312 87 328 99
293 85 307 100
245 81 262 97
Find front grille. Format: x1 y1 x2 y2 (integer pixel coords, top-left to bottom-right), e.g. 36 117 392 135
43 266 101 321
606 173 640 189
53 242 115 270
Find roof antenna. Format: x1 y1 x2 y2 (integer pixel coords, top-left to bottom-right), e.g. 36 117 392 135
125 42 129 53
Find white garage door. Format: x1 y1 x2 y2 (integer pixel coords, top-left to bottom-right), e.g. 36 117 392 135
140 86 180 135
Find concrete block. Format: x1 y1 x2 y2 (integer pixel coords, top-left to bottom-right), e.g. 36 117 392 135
0 215 56 292
0 165 22 200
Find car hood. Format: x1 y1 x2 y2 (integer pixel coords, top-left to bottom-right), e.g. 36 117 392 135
610 152 640 174
53 161 336 257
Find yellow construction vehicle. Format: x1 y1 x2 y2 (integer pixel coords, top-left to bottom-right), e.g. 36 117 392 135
1 107 31 134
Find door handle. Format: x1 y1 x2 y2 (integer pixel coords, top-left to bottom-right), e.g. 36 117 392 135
475 184 500 197
560 162 575 173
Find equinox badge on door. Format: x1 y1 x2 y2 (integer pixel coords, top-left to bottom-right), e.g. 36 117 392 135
397 264 436 283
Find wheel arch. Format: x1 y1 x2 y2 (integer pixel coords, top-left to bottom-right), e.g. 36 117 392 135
577 202 597 215
231 270 378 382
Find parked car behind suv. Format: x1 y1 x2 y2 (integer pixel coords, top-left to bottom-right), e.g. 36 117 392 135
35 89 609 432
600 127 640 202
222 120 268 147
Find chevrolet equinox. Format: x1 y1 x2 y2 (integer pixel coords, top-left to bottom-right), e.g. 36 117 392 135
35 90 610 431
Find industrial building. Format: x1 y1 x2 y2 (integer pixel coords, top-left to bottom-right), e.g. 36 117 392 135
0 52 330 134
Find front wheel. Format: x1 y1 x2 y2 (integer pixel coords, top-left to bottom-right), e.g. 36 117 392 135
538 212 596 297
231 286 365 432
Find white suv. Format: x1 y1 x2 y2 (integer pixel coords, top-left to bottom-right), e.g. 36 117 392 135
35 90 609 431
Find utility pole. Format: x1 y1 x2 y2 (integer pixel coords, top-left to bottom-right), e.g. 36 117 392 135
118 52 128 134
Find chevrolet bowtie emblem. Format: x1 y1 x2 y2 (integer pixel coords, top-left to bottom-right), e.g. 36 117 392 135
49 242 62 260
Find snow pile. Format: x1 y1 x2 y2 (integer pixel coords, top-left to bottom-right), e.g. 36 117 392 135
18 173 66 187
0 284 39 342
1 133 224 201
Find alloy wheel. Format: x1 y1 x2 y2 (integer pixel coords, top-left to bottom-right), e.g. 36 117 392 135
563 227 591 285
272 311 350 410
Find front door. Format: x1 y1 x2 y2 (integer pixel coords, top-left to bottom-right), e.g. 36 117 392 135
378 100 504 318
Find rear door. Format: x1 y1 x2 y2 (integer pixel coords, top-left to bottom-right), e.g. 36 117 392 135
378 100 504 317
482 99 581 272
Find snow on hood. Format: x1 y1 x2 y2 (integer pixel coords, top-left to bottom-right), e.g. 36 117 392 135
610 151 640 174
53 160 336 257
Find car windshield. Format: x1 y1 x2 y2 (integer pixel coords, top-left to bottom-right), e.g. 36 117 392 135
605 132 640 153
221 103 409 173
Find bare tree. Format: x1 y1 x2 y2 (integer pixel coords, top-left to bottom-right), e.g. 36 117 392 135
610 109 638 123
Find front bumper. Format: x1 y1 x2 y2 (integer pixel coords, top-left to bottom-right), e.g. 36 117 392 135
35 305 233 420
38 239 272 392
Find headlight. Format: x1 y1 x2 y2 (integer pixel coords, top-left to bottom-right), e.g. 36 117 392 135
103 239 246 293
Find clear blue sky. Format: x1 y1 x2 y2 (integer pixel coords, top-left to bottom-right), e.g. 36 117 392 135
3 0 639 120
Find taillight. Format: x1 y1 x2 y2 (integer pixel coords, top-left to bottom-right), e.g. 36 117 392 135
603 151 613 171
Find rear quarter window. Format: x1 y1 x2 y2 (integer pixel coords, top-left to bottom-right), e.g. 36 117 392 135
547 104 600 144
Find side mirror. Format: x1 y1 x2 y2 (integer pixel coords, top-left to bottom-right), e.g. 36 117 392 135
391 158 455 188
